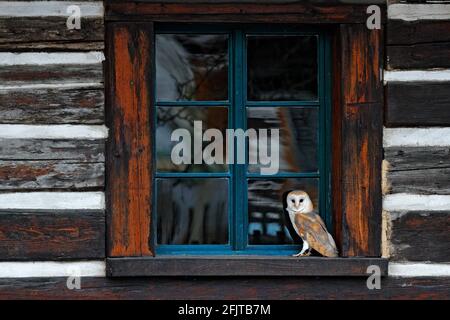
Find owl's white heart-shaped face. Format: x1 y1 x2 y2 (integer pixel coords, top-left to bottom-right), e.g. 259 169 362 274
286 190 313 213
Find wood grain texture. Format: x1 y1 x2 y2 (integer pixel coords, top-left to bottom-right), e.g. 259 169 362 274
387 43 450 70
387 20 450 45
332 28 343 251
385 82 450 127
106 23 153 257
0 64 103 87
0 88 104 124
106 1 385 23
387 17 450 69
387 168 450 195
0 17 104 51
0 160 104 191
0 211 105 260
385 147 450 195
0 139 105 161
337 25 383 257
107 257 388 277
0 276 449 300
389 211 450 262
385 147 450 171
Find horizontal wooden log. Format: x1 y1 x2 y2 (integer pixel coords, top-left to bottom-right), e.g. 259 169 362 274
0 160 104 190
0 276 449 299
0 64 103 88
389 211 450 262
107 257 388 277
385 147 450 171
387 20 450 45
387 43 450 69
0 211 105 260
387 168 450 195
385 82 450 127
0 17 104 50
385 146 450 195
0 139 104 161
387 13 450 69
0 88 104 124
106 2 386 23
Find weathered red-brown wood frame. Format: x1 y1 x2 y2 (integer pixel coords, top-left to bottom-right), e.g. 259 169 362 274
106 1 385 276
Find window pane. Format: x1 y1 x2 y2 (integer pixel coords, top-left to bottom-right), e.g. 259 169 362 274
247 35 318 101
156 34 229 101
156 106 228 173
157 178 229 245
248 178 319 245
247 107 318 173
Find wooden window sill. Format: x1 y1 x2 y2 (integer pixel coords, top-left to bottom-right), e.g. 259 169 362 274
106 256 388 277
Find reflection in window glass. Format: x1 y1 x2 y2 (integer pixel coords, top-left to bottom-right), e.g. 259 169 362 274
247 107 318 173
248 178 319 245
156 106 228 173
157 178 229 245
247 35 318 101
156 34 229 101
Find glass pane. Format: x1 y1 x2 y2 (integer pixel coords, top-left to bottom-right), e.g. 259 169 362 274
156 34 229 101
156 106 228 173
248 178 319 245
247 107 318 173
157 178 229 245
247 35 318 101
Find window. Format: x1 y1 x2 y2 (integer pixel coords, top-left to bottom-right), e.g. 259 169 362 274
106 1 387 277
153 26 331 255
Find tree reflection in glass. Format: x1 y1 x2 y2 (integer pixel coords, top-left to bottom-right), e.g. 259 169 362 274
157 178 229 245
247 107 318 173
156 34 229 101
156 106 228 173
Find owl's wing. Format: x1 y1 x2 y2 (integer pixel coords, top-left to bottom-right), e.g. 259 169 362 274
294 211 338 257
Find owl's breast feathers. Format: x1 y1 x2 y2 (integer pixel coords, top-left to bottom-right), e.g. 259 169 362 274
294 211 338 257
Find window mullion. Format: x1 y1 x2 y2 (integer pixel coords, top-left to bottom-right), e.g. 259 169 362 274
233 30 247 251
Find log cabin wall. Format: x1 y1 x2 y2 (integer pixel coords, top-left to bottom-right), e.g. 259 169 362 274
383 0 450 270
0 0 448 299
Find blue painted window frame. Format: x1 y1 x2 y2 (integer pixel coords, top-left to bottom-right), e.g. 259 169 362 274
153 24 332 255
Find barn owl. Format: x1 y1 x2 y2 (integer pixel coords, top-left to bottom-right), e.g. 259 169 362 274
286 190 338 257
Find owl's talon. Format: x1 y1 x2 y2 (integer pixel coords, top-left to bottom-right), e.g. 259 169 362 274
292 252 308 257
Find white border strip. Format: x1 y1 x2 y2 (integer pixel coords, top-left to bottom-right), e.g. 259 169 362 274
0 82 103 91
0 125 108 139
0 52 105 66
0 192 105 210
0 261 105 278
0 1 104 17
384 194 450 211
389 263 450 277
389 4 450 21
384 128 450 147
384 70 450 83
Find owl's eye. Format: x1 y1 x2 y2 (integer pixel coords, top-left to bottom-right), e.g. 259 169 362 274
300 199 304 203
291 199 295 203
